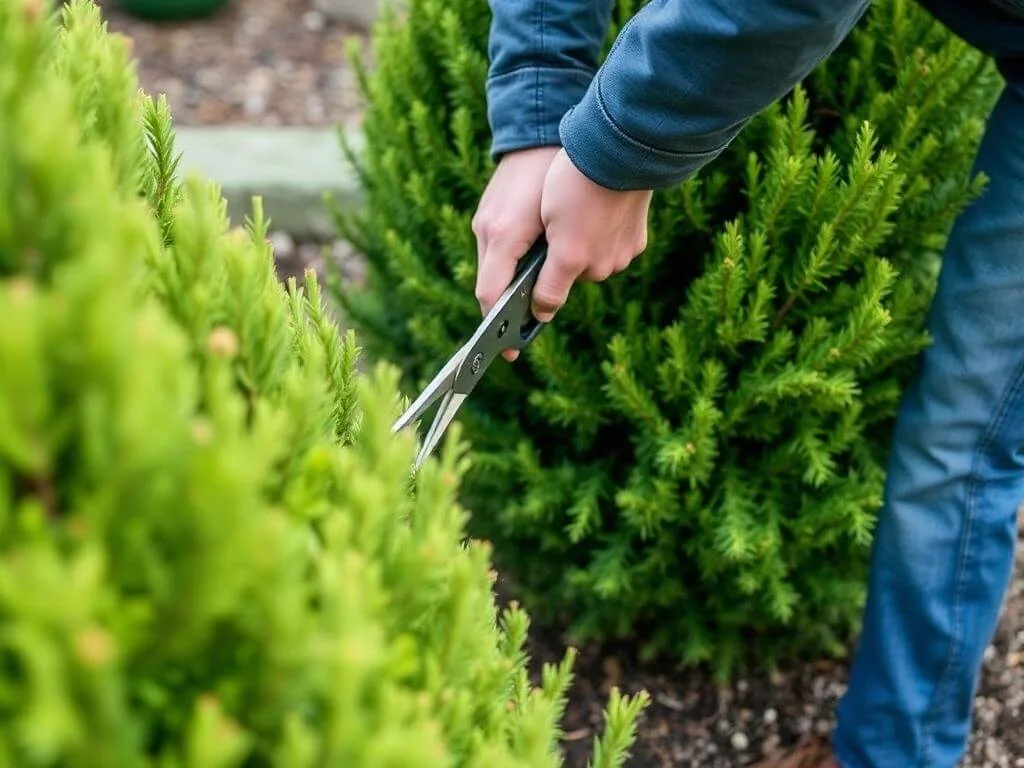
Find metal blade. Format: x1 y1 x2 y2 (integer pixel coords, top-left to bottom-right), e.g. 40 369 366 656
391 342 467 434
393 235 549 468
451 241 548 395
413 390 467 469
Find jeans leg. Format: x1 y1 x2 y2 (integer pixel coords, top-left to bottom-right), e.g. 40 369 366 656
832 66 1024 768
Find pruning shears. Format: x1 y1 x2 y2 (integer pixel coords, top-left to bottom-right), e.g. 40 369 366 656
392 237 549 469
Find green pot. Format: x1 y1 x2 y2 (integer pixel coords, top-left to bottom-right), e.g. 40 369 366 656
118 0 230 20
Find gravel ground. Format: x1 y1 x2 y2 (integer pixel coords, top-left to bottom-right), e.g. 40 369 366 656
269 231 365 289
97 0 370 127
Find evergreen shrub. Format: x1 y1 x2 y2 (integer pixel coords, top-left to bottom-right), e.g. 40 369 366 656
0 1 647 765
332 0 1003 678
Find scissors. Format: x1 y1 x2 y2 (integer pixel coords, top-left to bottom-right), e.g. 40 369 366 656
392 236 549 469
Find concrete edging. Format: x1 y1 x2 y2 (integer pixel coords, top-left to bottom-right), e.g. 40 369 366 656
173 125 365 239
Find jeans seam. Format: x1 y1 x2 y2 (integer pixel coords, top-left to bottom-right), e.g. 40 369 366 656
920 352 1024 765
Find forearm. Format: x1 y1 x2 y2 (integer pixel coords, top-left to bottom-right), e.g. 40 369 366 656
559 0 871 190
486 0 615 158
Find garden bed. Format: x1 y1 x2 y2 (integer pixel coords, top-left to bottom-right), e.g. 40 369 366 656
517 540 1024 766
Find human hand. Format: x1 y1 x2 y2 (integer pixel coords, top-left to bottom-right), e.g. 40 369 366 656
472 145 560 361
533 148 652 324
473 146 560 312
472 146 652 362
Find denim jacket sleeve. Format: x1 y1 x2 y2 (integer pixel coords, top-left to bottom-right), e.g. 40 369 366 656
485 0 615 156
486 0 870 191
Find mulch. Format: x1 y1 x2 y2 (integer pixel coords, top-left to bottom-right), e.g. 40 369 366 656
99 2 1024 764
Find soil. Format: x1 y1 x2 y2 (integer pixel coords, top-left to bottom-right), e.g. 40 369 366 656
514 532 1024 768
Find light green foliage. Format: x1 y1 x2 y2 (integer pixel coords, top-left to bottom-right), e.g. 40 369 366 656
0 1 646 764
332 0 1002 679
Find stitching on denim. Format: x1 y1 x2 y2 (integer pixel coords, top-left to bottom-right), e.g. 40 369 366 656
591 74 727 161
535 0 546 145
920 351 1024 765
923 356 1024 763
485 63 595 82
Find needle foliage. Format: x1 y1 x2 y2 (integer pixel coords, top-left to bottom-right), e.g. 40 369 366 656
331 0 1002 679
0 1 647 764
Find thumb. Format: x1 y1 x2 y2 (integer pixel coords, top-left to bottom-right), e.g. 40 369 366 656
531 242 582 323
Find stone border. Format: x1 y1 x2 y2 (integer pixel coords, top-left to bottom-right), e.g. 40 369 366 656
173 125 365 239
312 0 381 27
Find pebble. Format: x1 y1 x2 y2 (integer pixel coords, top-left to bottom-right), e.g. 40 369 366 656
267 234 369 291
730 732 749 751
984 644 998 666
241 15 269 36
268 231 295 259
194 67 223 91
763 707 778 725
302 10 326 32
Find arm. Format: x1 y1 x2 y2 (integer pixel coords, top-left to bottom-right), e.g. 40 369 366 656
478 0 872 326
558 0 871 190
474 1 615 330
485 0 615 159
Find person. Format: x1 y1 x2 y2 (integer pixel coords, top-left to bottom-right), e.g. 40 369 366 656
472 1 1024 766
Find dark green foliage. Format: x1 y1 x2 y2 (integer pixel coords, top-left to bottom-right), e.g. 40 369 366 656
332 0 1001 679
0 1 647 764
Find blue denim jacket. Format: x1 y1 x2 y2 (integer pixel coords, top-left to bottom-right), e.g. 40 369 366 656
486 0 1024 191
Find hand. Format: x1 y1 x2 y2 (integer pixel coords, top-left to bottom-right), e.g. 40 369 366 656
473 146 560 313
472 145 560 360
472 146 652 362
533 148 652 324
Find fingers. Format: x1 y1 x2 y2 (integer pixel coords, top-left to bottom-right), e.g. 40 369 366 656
470 146 559 318
531 241 586 323
470 146 652 362
472 215 519 304
473 220 534 361
532 230 647 321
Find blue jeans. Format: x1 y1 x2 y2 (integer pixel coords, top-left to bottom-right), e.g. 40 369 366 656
833 62 1024 768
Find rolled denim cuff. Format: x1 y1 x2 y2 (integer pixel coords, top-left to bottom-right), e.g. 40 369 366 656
487 65 596 159
558 74 730 191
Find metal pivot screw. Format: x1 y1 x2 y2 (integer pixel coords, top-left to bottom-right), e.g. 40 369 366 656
471 353 483 374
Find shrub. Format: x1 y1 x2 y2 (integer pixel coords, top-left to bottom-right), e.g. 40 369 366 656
0 1 647 765
331 0 1002 679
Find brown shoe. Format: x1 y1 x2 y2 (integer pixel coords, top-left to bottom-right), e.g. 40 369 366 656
749 736 840 767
